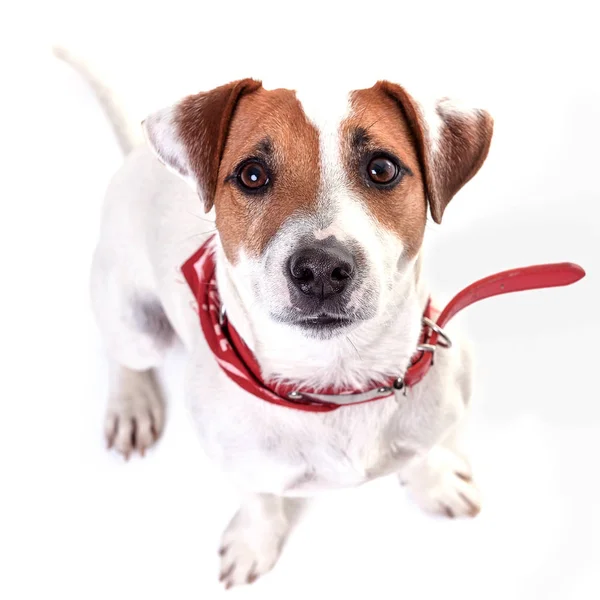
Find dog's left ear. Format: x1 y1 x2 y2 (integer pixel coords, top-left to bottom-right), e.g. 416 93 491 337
377 81 494 224
142 78 262 212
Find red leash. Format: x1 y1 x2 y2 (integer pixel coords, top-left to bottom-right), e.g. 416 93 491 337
404 262 585 387
182 236 585 412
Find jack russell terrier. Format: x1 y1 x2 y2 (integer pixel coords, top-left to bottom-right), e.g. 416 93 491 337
59 50 584 588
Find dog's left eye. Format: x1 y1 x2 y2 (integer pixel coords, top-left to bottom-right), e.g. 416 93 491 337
367 156 399 185
237 161 270 191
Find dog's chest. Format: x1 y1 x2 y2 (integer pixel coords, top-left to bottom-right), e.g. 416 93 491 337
185 333 451 496
268 422 415 496
188 374 424 496
223 422 402 496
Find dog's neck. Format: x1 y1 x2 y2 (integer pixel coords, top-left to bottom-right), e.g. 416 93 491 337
215 247 429 391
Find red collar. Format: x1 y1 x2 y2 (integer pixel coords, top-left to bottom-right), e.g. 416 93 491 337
182 236 585 412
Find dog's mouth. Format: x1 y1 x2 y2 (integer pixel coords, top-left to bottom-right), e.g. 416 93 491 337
295 313 354 331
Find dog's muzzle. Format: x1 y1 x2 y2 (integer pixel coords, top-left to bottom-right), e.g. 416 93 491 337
285 240 358 329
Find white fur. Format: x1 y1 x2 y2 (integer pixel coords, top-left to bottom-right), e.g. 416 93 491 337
81 66 480 589
295 86 351 192
417 96 445 155
142 106 197 189
218 493 296 586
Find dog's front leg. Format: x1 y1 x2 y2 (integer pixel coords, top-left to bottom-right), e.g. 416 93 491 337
396 337 481 518
398 422 481 518
219 493 303 588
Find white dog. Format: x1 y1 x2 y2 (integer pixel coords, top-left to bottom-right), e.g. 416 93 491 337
67 52 495 587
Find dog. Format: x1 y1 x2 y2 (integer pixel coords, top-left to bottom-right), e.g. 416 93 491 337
68 52 494 587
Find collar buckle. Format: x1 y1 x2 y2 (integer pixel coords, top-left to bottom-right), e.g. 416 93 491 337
286 385 396 406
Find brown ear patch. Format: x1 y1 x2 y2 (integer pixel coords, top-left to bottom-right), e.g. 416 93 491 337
342 87 428 258
176 78 262 212
376 81 494 224
429 101 494 221
210 88 321 263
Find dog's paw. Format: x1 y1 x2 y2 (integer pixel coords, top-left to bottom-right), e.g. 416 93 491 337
104 368 164 459
218 508 287 588
402 447 481 518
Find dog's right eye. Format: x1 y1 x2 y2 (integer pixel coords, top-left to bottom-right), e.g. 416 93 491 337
237 161 270 191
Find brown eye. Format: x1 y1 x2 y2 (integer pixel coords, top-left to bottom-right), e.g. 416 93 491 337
238 161 269 190
367 156 399 185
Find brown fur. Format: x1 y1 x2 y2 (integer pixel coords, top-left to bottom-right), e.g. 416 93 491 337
377 81 494 223
176 78 262 212
344 87 429 257
213 88 321 262
177 79 492 264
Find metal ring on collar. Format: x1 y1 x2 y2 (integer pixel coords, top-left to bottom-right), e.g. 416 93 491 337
416 343 437 353
422 317 452 348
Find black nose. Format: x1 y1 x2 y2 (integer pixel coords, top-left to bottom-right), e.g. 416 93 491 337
288 246 355 298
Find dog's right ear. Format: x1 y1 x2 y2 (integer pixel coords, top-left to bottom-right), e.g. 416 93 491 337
142 78 262 212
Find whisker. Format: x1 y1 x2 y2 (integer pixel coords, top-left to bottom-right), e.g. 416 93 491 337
185 210 215 225
356 106 369 125
346 336 361 359
178 229 217 244
364 118 381 133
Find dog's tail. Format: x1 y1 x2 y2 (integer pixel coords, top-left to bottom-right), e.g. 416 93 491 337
53 46 139 156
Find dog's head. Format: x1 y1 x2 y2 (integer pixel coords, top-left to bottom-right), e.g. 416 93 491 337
143 80 492 338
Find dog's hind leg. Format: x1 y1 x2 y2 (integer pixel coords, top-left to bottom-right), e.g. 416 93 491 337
91 247 174 458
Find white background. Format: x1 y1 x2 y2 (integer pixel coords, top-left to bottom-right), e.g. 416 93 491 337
2 1 599 598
